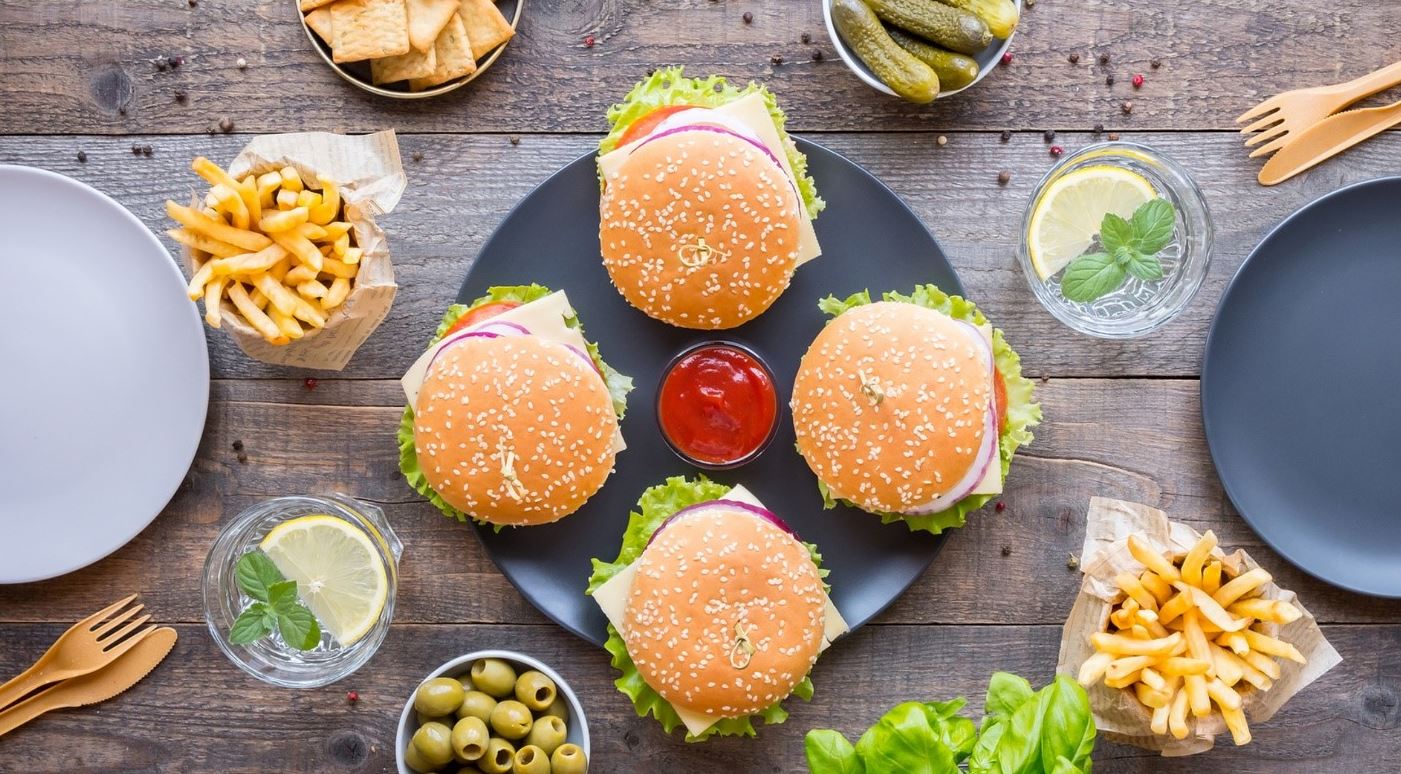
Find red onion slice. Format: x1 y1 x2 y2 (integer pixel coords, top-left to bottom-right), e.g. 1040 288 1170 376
651 108 766 146
645 497 796 548
903 407 998 515
425 330 500 373
635 124 785 174
474 320 531 337
562 343 602 376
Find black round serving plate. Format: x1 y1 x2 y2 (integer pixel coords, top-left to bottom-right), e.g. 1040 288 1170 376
464 139 963 645
1202 176 1401 598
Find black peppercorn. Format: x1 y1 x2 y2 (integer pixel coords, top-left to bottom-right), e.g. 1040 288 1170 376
1151 58 1161 69
1043 129 1055 143
770 54 783 66
1068 53 1079 64
219 117 234 133
77 151 87 163
412 151 423 162
1105 74 1115 86
742 11 753 23
1093 123 1104 134
800 32 811 44
997 170 1011 185
1001 545 1012 557
811 49 823 61
174 90 187 104
1099 53 1110 65
232 440 244 451
1000 130 1011 142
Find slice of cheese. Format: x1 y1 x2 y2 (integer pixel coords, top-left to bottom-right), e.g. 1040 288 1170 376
597 92 822 266
970 323 1003 496
590 484 849 737
400 291 625 452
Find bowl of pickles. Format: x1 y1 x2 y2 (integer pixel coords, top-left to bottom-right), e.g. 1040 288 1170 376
824 0 1021 102
397 650 590 774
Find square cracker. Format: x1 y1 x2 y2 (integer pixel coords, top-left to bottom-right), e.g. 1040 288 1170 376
301 0 337 11
407 0 460 53
304 7 334 43
459 0 513 54
372 43 437 83
408 12 475 90
330 0 410 63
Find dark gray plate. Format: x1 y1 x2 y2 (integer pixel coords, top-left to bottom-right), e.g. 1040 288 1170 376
462 140 962 644
1202 176 1401 598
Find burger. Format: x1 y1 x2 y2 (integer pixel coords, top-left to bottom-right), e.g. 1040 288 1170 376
398 285 634 526
596 66 824 329
790 285 1041 534
587 476 847 740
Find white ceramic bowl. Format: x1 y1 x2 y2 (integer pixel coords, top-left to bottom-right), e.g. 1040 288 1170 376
396 650 590 773
823 0 1021 100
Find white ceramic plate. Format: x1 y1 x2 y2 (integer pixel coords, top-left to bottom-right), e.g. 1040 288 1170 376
0 166 208 583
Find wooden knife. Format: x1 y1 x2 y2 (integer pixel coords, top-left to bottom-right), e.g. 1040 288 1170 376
1259 99 1401 185
0 627 177 737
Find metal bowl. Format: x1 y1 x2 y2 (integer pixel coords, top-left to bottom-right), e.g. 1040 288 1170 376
822 0 1020 100
300 0 523 99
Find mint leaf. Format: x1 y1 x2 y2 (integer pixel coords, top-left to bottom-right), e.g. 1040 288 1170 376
1126 252 1164 281
1061 252 1126 302
234 551 285 603
1098 213 1134 253
268 580 298 609
1113 245 1136 267
1131 198 1175 255
277 604 321 650
229 603 273 645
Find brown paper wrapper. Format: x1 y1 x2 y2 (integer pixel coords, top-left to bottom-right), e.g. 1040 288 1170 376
1056 497 1342 756
181 130 406 371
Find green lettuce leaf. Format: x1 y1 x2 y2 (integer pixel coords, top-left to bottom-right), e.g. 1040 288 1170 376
599 65 824 220
586 475 825 741
813 285 1042 535
398 285 635 524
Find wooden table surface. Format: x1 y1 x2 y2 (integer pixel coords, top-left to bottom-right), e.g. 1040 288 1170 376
3 1 1400 771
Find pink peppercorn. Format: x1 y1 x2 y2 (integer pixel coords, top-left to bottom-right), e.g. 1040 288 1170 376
1050 145 1064 157
304 378 318 391
1132 73 1144 88
583 35 595 48
1000 52 1013 66
995 501 1006 512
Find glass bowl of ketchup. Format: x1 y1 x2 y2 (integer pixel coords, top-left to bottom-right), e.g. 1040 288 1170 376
656 341 780 470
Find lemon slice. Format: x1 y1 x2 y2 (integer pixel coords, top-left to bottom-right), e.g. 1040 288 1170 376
260 514 388 646
1027 165 1157 280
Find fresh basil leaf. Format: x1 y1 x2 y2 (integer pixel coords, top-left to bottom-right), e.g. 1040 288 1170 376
267 580 299 610
984 672 1035 721
1126 252 1164 281
1050 756 1087 774
804 729 864 774
1098 212 1134 253
277 603 321 651
228 603 272 645
1060 253 1126 302
966 720 1003 774
922 700 977 762
995 689 1051 774
1038 676 1096 772
855 702 962 774
234 551 285 603
1131 198 1176 255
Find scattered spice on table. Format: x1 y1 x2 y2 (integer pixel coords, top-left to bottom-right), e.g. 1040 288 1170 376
77 150 87 163
1000 130 1011 142
1108 132 1120 141
1093 122 1104 134
1105 74 1114 86
174 89 187 104
142 145 153 157
1043 129 1055 143
1151 58 1162 69
1099 53 1110 65
811 49 823 61
801 32 811 44
509 135 520 145
188 0 197 6
1068 53 1079 64
170 55 184 69
770 54 783 66
236 57 247 70
237 452 249 464
998 170 1011 185
937 135 947 146
219 117 234 133
304 377 319 391
742 11 753 23
1001 545 1013 556
995 501 1006 512
1067 553 1080 569
154 55 169 71
1050 145 1063 157
131 144 142 155
583 35 595 48
346 691 359 704
1132 73 1144 88
1000 51 1013 66
232 440 244 452
1122 99 1133 114
412 151 423 162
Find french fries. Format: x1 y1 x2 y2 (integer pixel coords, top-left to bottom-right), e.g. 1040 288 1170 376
1078 530 1306 747
167 158 359 344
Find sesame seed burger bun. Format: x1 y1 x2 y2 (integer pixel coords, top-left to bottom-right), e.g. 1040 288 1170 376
599 129 803 329
622 507 825 718
790 301 993 515
412 335 619 526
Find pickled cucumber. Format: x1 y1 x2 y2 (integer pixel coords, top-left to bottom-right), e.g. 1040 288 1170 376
833 0 940 103
864 0 992 55
939 0 1019 39
887 28 981 92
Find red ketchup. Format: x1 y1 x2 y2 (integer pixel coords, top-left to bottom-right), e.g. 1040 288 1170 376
658 344 778 467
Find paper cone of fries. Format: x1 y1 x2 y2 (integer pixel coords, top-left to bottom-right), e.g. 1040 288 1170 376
1056 497 1341 756
176 130 405 371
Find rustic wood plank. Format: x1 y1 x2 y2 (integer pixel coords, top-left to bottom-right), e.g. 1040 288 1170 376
3 131 1399 379
2 0 1399 134
4 379 1399 629
0 621 1394 772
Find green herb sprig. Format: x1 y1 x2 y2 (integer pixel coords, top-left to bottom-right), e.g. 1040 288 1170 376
228 551 321 650
1061 197 1176 302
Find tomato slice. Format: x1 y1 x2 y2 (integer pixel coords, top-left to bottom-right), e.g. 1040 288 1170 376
444 300 521 336
993 369 1008 434
616 104 694 148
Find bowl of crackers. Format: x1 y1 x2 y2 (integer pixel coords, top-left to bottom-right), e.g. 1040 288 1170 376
299 0 520 98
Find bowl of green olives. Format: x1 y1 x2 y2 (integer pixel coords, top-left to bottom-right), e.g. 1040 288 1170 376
397 651 590 774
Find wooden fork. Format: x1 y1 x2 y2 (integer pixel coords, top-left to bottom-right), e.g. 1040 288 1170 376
0 594 155 711
1237 60 1401 158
